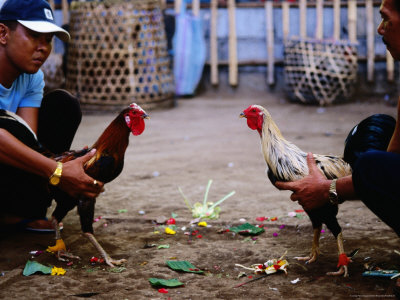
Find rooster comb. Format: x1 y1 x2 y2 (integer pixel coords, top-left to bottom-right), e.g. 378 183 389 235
129 103 146 114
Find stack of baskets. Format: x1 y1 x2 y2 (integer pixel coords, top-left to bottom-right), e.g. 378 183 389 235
66 0 174 111
284 38 358 106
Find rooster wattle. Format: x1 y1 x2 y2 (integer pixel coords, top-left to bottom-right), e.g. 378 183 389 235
240 104 352 277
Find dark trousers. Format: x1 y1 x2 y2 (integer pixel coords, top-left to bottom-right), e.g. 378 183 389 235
344 114 400 236
353 151 400 236
0 89 81 219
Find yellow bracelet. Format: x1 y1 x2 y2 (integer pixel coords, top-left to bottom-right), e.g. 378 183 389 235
49 162 63 186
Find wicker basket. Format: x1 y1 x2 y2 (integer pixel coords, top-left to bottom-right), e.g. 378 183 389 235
65 0 174 112
284 38 358 106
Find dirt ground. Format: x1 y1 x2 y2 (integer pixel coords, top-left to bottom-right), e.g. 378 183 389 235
1 90 400 299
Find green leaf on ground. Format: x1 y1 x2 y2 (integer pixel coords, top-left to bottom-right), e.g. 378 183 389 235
23 260 52 276
166 260 204 274
148 278 184 287
229 223 265 235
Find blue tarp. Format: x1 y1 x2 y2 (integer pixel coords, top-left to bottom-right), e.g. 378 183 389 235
173 0 206 96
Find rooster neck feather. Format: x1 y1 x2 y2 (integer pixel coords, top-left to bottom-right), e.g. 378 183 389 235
258 107 351 182
91 110 131 154
259 110 307 181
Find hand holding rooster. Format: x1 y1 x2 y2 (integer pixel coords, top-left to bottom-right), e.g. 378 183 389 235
276 153 335 211
58 148 104 199
276 153 357 211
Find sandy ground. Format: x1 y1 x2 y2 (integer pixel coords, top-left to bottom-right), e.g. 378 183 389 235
1 90 400 299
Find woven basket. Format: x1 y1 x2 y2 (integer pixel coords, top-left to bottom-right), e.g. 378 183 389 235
284 38 358 106
65 0 174 112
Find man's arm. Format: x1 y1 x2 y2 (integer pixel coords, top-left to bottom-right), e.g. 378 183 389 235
0 128 103 198
387 97 400 153
275 153 357 210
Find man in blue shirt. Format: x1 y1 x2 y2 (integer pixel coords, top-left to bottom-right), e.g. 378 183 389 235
0 0 104 231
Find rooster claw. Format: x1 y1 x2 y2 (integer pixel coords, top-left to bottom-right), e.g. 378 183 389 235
295 254 317 264
56 249 81 261
105 257 127 268
327 265 349 277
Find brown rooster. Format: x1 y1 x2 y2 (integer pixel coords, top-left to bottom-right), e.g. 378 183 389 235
47 103 149 267
240 104 352 277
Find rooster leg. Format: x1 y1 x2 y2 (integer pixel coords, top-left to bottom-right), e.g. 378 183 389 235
327 232 351 277
47 218 80 261
83 232 127 267
295 226 321 264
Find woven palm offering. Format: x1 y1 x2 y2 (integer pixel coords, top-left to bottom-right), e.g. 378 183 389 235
284 38 358 106
65 0 174 111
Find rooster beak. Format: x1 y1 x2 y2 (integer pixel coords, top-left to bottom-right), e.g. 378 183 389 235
142 114 150 119
239 112 246 118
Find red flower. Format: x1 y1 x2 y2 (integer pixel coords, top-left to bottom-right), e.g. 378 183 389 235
166 218 176 225
158 288 168 294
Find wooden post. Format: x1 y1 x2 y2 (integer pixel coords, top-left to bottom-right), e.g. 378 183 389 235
315 0 323 40
347 0 357 43
299 0 307 38
228 0 238 87
175 0 182 15
333 0 340 40
210 0 219 85
192 0 200 17
160 0 167 10
282 1 290 42
62 0 69 24
387 50 395 81
366 0 374 82
265 0 274 85
49 0 55 11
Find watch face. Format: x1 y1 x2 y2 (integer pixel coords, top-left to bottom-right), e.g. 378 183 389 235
50 176 60 185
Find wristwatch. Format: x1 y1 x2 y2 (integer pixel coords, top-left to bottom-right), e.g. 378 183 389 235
328 179 340 205
49 162 63 186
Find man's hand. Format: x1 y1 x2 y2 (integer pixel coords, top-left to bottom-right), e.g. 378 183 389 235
275 152 331 210
59 149 104 198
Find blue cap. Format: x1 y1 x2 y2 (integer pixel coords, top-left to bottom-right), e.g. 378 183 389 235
0 0 70 42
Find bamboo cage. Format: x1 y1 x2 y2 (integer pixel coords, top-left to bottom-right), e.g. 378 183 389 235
65 0 174 112
284 38 358 105
282 0 359 105
190 0 391 100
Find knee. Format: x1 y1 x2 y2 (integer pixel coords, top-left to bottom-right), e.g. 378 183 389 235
41 89 82 122
353 151 384 176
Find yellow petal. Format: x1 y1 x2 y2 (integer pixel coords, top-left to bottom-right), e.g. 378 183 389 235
47 239 66 253
165 227 176 235
198 221 207 227
51 266 66 276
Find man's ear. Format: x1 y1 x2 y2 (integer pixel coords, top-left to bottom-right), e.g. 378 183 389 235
0 23 9 45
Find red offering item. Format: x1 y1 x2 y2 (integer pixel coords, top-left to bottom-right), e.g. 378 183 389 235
166 218 176 225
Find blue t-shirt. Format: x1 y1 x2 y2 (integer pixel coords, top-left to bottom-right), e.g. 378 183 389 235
0 71 45 113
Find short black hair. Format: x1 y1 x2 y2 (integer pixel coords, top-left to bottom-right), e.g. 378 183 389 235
0 20 18 30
